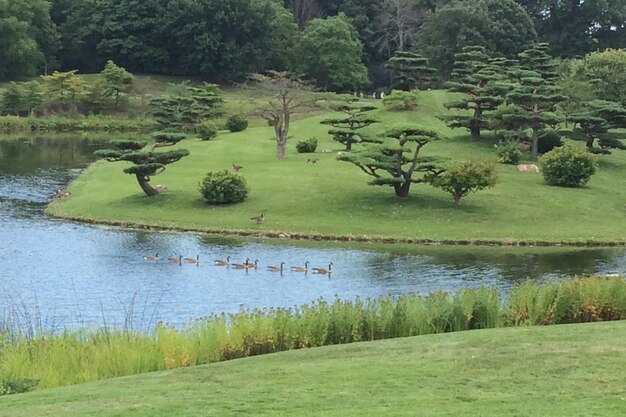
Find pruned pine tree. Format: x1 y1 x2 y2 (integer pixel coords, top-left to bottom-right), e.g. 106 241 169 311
388 51 438 91
441 46 507 140
149 82 223 130
518 43 559 82
320 101 380 151
95 137 189 197
567 100 626 154
337 125 445 197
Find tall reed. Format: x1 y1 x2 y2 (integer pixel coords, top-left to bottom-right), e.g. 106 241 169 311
0 276 624 392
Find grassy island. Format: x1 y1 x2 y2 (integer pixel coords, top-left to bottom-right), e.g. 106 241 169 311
47 90 626 245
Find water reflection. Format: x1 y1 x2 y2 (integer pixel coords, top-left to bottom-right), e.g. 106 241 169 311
0 136 625 330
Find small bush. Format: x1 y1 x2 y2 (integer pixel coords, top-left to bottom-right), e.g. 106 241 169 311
540 145 598 187
494 138 522 164
431 161 499 204
0 378 38 396
199 170 248 204
0 115 29 133
296 137 318 153
196 121 219 141
382 90 419 111
538 130 563 154
226 115 248 132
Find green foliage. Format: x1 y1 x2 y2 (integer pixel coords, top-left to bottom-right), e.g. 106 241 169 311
0 377 39 396
294 13 369 91
540 145 598 187
0 116 29 133
416 0 537 75
196 121 219 141
199 170 248 205
99 60 133 106
152 132 186 144
0 83 25 115
382 90 419 111
149 82 223 130
337 125 445 197
0 277 624 390
321 100 379 150
537 130 563 154
296 137 318 153
494 138 522 164
40 70 88 109
387 51 437 91
225 115 248 133
432 161 498 204
569 49 626 105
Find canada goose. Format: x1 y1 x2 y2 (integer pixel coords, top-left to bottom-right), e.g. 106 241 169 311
214 256 230 266
307 157 320 164
313 262 333 275
251 213 265 224
243 259 259 269
290 261 309 272
267 262 285 272
184 255 199 264
231 258 250 269
143 253 159 261
232 163 243 172
168 255 182 264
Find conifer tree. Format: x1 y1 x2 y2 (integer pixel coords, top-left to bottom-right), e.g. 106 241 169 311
95 137 189 196
440 46 507 140
388 51 438 91
337 125 446 197
320 101 380 151
568 100 626 153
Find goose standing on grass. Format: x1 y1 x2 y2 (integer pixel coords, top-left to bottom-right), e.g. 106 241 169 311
231 258 250 269
168 255 182 265
184 255 200 265
143 253 159 261
214 256 230 266
290 261 309 272
267 262 285 273
251 213 265 224
313 262 333 275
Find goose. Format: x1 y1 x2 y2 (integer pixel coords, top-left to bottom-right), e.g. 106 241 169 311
307 157 320 164
168 255 182 264
184 255 199 264
232 164 243 172
251 213 265 224
231 258 250 269
143 252 159 261
243 259 259 269
312 262 333 275
267 262 285 272
214 256 230 266
290 261 309 272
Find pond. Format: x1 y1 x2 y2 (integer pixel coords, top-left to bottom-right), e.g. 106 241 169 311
1 136 625 331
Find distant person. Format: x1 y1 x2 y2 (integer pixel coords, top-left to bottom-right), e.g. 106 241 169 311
372 92 377 99
380 91 386 99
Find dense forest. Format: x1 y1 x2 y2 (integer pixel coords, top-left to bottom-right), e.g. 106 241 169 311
2 0 626 87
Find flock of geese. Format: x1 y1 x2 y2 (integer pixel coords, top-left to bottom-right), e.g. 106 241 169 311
142 253 333 275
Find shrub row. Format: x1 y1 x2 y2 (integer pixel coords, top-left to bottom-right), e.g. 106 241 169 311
0 115 156 133
0 276 624 392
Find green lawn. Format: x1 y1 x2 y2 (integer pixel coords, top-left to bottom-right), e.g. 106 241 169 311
47 90 626 243
1 321 624 417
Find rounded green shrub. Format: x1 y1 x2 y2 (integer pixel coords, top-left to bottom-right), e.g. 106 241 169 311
226 115 248 132
494 138 522 164
199 170 248 204
196 121 219 141
382 90 419 111
540 145 598 187
296 137 318 153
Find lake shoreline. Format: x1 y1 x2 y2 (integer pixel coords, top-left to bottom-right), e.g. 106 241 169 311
47 212 626 248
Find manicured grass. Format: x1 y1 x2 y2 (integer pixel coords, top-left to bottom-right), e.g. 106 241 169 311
1 321 625 416
48 90 626 243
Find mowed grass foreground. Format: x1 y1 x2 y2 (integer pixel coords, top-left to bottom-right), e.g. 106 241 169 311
1 321 625 417
48 90 626 242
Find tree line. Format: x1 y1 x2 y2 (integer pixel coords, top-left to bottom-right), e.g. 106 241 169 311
2 0 626 87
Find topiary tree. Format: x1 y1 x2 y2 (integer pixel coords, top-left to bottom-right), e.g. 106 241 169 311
296 137 317 153
95 137 189 196
431 161 498 205
539 145 598 187
387 51 438 91
320 100 379 151
149 82 223 130
337 125 446 197
199 170 248 204
196 121 219 141
566 100 626 154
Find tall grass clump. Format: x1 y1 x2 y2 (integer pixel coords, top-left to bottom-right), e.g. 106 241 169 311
0 276 623 393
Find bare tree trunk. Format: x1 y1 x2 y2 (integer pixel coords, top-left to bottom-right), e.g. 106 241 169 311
531 129 539 158
394 181 411 197
135 174 160 196
471 107 482 140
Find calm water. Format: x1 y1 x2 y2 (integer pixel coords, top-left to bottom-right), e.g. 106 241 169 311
1 137 625 330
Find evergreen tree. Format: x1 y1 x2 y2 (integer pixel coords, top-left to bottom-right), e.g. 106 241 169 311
95 137 189 197
320 100 380 151
337 125 446 197
567 100 626 154
500 45 566 157
440 46 507 140
387 51 438 91
100 60 133 107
